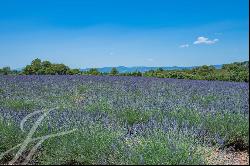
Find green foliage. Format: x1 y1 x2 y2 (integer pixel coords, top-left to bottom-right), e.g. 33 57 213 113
126 131 205 165
51 64 70 75
23 65 33 75
41 60 51 68
167 108 249 148
204 112 249 148
109 67 119 76
31 58 42 73
122 71 142 77
23 58 71 75
219 61 249 82
157 67 164 72
0 67 13 75
23 58 42 75
66 69 81 75
144 61 249 82
118 108 152 126
0 117 25 158
2 99 37 111
85 100 113 114
189 94 218 108
43 126 206 165
2 58 248 82
77 85 88 94
132 71 142 76
0 88 3 94
168 108 202 127
85 68 101 75
38 125 119 165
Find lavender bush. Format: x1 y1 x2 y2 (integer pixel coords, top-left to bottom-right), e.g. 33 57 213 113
0 75 249 165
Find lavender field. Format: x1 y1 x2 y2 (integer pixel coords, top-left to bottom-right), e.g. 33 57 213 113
0 75 249 165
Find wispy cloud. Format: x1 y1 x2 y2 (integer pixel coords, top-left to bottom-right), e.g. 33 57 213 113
179 44 189 48
193 37 219 45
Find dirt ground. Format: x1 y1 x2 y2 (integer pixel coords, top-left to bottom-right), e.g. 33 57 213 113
207 149 249 165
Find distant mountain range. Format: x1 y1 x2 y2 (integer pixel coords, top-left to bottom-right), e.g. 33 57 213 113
14 65 222 73
81 65 222 73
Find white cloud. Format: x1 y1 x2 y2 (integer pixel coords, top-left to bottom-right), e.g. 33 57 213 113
193 37 219 45
179 44 189 48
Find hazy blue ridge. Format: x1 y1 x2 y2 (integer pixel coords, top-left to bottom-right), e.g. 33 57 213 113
81 65 222 73
14 65 222 73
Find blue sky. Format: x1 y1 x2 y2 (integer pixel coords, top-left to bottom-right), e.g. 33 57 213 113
0 0 249 68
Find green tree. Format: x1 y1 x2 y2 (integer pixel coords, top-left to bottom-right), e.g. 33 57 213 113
222 62 249 82
131 71 142 76
157 68 164 72
110 67 119 76
23 65 34 75
37 60 52 74
87 68 100 75
66 69 81 75
22 58 42 74
22 59 71 75
31 58 42 74
0 67 11 75
51 64 70 75
42 61 52 68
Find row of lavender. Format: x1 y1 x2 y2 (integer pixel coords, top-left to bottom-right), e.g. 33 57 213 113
0 75 249 164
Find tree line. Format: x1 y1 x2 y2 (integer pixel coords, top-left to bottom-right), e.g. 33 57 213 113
0 58 249 82
143 61 249 82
